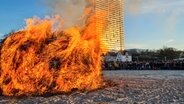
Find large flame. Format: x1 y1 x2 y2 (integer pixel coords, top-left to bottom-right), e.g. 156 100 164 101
0 9 107 96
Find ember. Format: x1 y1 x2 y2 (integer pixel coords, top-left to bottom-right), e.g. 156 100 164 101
0 3 107 96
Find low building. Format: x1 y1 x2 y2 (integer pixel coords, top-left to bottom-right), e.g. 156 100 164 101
104 51 132 62
174 56 184 61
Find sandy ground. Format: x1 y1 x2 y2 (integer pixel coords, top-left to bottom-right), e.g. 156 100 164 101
1 70 184 104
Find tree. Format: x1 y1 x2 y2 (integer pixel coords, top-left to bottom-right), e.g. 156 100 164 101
158 46 180 61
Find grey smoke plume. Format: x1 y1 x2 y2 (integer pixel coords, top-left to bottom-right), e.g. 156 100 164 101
46 0 88 28
125 0 156 14
125 0 142 15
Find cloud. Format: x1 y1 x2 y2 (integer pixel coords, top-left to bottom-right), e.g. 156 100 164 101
164 39 174 44
141 1 184 14
125 0 184 14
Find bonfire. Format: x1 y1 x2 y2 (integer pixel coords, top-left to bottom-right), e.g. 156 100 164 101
0 4 107 96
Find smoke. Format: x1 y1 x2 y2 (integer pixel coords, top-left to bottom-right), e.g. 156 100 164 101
45 0 89 28
125 0 142 15
125 0 158 15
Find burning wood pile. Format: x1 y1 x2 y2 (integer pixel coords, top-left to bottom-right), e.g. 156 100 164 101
0 7 107 96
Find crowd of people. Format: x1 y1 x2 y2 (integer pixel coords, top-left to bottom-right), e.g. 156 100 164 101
103 61 184 70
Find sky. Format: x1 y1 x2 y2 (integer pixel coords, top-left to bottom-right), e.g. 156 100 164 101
0 0 184 50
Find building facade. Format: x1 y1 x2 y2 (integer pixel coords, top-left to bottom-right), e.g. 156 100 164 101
95 0 124 51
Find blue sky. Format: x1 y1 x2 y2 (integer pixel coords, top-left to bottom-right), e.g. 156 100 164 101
0 0 48 35
125 0 184 50
0 0 184 50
